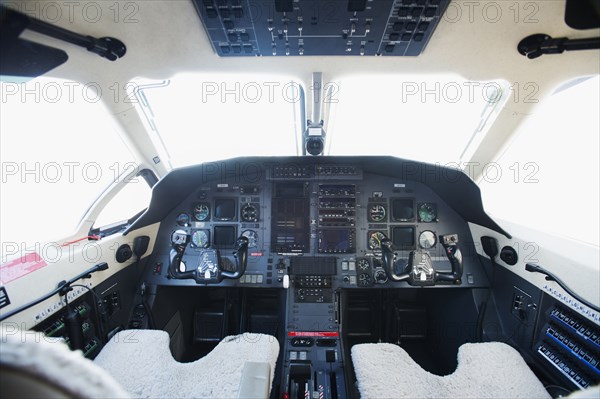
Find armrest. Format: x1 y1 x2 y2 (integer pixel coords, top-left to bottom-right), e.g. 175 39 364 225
237 361 271 399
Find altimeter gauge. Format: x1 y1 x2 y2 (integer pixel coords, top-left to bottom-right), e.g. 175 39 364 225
368 204 387 222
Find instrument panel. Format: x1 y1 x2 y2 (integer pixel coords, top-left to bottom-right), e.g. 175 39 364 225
143 158 491 289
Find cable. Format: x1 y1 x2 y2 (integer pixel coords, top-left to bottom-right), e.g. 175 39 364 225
137 282 155 329
0 262 108 322
478 236 499 342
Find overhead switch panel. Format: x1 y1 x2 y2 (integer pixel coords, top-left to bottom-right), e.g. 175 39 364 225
194 0 449 57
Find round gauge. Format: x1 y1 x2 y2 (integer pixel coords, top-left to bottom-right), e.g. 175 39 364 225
193 203 210 221
418 230 437 249
358 273 373 287
374 269 388 284
418 203 437 222
241 203 259 222
358 258 370 271
368 204 387 222
176 213 190 226
241 229 258 248
191 230 209 248
368 231 387 250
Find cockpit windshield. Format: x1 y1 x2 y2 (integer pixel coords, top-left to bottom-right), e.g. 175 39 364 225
136 73 507 167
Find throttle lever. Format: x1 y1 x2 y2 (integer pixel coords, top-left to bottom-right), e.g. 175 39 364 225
437 234 463 284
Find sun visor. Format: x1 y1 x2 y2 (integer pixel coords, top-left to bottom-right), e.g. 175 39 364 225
0 7 68 81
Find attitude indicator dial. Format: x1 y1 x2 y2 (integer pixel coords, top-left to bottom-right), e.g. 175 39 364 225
193 203 210 221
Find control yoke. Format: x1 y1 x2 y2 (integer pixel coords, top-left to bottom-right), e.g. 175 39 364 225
381 233 463 286
169 230 248 284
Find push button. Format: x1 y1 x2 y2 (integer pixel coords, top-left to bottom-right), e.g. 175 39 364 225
424 7 436 17
411 7 423 18
220 8 231 18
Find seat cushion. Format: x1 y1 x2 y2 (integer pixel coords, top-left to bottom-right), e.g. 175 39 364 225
351 341 550 398
94 330 279 398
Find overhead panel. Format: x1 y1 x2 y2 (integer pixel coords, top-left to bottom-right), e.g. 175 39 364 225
194 0 450 57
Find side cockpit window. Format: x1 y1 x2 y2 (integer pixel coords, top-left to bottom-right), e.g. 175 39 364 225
1 77 137 260
480 75 599 247
92 175 152 233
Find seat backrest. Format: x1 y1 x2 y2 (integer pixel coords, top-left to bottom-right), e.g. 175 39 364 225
0 324 130 399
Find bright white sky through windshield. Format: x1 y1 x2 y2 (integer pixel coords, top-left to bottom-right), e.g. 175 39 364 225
137 74 301 167
327 74 505 164
141 73 505 168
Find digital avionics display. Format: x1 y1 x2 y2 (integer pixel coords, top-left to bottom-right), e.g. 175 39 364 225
391 198 415 221
318 229 355 253
213 225 236 247
271 183 310 253
392 226 415 249
214 198 236 221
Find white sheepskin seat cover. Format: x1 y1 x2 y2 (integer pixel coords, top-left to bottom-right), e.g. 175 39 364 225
352 341 551 398
94 329 280 398
0 324 130 398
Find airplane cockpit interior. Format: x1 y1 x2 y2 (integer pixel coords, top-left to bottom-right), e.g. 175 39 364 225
0 1 599 398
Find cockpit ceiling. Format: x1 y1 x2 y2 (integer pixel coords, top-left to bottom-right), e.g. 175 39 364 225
10 1 599 83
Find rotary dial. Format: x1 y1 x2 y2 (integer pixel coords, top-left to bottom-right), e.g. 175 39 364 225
358 258 370 271
241 203 259 222
358 273 373 287
368 204 387 222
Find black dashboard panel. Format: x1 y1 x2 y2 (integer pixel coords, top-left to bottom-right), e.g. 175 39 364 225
137 157 501 289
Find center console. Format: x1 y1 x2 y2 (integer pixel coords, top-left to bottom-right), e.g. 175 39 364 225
282 257 348 399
